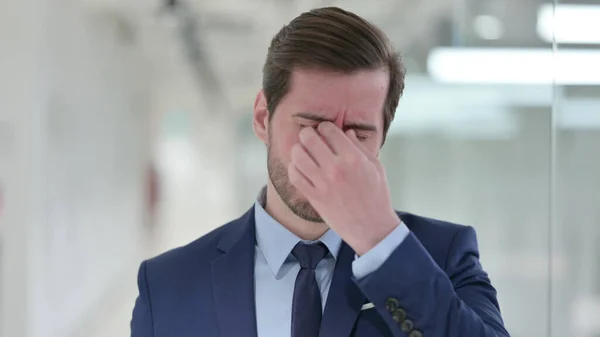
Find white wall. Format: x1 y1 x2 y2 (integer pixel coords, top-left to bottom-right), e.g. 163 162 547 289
0 0 151 336
0 0 46 335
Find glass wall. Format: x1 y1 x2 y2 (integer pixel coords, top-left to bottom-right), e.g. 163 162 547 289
552 0 600 336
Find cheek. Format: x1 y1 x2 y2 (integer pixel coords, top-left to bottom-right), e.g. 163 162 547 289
371 132 385 149
269 124 300 160
362 137 382 156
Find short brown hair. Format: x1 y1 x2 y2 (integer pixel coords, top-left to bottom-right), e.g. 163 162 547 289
262 6 405 144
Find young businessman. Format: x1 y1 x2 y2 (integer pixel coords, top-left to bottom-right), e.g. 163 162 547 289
131 6 510 337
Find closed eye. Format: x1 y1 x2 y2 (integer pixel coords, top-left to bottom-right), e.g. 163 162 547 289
352 130 371 141
300 123 319 128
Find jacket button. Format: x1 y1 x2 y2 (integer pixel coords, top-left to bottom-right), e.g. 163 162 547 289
401 319 414 333
409 330 422 337
392 308 406 323
385 298 399 312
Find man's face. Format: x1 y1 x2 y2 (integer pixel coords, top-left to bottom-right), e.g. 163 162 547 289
255 68 389 223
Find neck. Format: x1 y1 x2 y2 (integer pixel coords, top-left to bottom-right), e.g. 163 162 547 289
264 182 328 241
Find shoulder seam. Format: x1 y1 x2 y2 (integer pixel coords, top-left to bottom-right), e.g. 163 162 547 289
142 261 156 336
442 225 471 270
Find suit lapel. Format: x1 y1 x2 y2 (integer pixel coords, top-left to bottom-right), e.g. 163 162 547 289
211 208 258 337
319 243 367 337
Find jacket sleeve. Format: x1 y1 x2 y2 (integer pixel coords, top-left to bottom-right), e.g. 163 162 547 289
131 261 155 337
354 227 510 337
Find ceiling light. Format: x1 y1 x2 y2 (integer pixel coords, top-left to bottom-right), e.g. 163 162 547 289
537 4 600 44
427 47 600 85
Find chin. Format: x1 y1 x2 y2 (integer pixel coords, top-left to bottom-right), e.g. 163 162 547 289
288 196 324 223
267 151 324 223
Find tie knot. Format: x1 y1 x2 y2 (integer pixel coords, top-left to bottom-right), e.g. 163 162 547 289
292 242 329 270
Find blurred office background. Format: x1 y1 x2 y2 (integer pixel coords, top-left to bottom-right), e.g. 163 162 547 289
1 0 599 336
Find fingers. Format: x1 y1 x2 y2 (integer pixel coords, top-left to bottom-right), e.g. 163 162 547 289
288 162 316 197
299 127 334 165
300 122 362 166
290 143 325 187
298 123 377 184
316 122 356 155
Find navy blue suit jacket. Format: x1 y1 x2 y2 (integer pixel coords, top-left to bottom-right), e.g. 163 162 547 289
131 207 510 337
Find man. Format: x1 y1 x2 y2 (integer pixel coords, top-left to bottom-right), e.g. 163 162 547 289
131 7 510 337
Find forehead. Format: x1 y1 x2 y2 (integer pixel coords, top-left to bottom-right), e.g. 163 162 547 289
281 67 389 123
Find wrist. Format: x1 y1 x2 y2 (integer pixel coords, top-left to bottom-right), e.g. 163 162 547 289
354 214 400 256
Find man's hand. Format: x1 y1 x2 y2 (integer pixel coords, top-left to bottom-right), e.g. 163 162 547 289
288 122 400 256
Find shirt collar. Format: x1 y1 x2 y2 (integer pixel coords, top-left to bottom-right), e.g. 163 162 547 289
254 187 342 277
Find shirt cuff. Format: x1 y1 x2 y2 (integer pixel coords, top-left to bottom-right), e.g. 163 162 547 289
352 222 410 279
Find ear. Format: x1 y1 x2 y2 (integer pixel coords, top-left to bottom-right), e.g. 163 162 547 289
253 90 270 144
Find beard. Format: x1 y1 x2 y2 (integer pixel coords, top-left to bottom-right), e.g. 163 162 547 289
267 143 324 223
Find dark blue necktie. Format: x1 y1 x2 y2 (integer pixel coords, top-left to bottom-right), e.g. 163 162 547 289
291 242 329 337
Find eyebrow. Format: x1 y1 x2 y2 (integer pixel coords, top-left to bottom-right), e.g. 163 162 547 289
293 112 378 132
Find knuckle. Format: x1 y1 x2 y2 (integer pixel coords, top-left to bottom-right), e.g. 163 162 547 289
304 135 318 148
326 158 344 181
345 154 359 167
